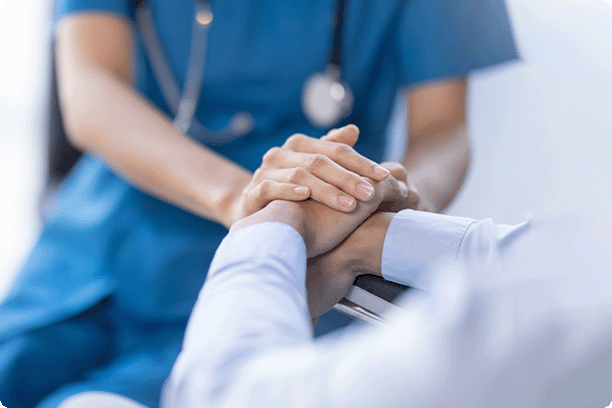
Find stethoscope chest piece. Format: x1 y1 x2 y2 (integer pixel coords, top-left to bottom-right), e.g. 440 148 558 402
302 64 354 129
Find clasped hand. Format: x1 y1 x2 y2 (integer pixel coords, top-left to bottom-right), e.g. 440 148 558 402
226 125 421 225
231 124 414 320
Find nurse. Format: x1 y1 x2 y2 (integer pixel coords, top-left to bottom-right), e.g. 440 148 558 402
0 1 517 408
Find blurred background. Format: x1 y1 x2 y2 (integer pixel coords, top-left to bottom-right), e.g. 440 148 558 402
1 0 611 300
0 0 52 299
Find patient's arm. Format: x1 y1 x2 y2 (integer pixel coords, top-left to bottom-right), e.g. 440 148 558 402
162 207 612 408
306 212 394 318
308 209 476 302
307 209 503 318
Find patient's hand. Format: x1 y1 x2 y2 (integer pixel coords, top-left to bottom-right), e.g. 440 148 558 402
231 164 407 318
232 160 407 252
306 212 394 319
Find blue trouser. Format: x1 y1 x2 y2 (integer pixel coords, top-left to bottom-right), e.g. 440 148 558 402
0 295 185 408
0 299 112 408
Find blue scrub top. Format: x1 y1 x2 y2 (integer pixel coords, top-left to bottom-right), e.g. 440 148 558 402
0 1 518 407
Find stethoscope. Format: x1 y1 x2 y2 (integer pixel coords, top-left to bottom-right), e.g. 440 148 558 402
135 0 353 145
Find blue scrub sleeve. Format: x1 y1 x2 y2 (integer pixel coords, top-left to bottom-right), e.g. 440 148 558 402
395 0 519 86
55 0 132 21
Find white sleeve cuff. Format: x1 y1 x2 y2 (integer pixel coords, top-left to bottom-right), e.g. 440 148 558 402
209 222 308 287
381 210 475 289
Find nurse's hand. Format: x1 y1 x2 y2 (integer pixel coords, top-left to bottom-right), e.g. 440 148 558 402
304 161 426 319
231 168 407 258
227 125 391 225
231 169 407 318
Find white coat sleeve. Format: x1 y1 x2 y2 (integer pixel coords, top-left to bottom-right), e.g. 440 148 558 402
162 214 612 408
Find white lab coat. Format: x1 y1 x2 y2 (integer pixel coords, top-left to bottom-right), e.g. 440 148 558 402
163 210 612 408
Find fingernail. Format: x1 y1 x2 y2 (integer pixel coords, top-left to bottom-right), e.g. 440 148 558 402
356 182 375 200
374 165 390 178
337 195 355 209
294 186 309 195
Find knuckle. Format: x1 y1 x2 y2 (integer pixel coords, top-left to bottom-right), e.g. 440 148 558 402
242 189 255 208
289 167 308 184
258 179 273 196
262 147 282 165
384 162 408 180
307 154 328 171
332 143 351 156
284 134 307 149
342 171 357 186
282 137 295 149
327 187 346 204
284 183 299 196
253 167 265 181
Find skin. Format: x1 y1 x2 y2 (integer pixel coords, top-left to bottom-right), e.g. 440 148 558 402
403 78 470 213
56 15 389 230
55 13 470 230
306 212 393 318
230 173 404 320
304 160 409 318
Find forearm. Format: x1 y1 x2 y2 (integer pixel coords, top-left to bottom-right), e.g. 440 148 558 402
331 212 393 277
162 217 388 408
352 210 534 291
166 215 612 408
402 121 470 213
164 221 314 408
60 67 251 228
162 211 518 408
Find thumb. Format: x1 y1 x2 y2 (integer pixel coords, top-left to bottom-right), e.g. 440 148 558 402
379 162 408 181
321 124 360 147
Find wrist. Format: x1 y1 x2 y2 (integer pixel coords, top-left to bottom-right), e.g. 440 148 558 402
217 189 242 229
229 200 308 243
339 212 394 277
265 201 308 241
415 193 435 213
210 171 252 228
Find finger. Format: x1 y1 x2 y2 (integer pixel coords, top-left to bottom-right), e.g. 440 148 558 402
377 163 418 210
380 161 408 181
271 167 357 212
368 173 401 200
283 133 390 181
321 124 360 147
246 179 311 213
322 128 340 140
406 188 420 209
265 149 376 201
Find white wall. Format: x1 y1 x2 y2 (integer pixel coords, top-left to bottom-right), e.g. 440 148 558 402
445 0 612 224
384 0 612 224
0 0 51 298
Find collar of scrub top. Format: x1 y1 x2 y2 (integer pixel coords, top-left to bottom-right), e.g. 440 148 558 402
134 0 353 144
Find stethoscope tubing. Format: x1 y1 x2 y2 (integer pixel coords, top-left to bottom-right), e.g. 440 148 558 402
136 0 253 145
135 0 351 144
